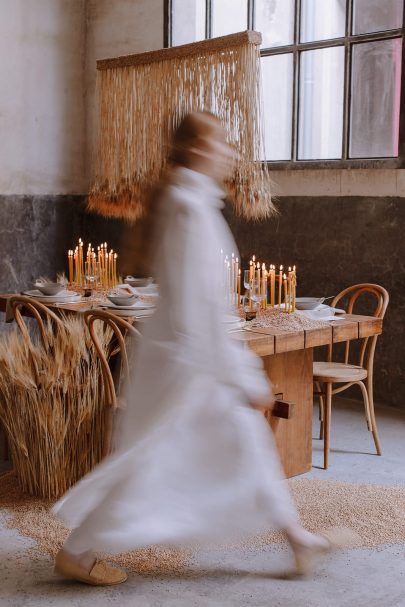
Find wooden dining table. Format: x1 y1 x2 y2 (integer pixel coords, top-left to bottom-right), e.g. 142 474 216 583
0 293 383 478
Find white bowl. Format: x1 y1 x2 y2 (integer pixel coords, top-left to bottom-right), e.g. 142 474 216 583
107 293 138 307
125 276 153 288
34 282 64 296
295 297 323 310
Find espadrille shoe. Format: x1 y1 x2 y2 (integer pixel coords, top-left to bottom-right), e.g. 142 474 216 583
293 527 360 576
54 550 128 586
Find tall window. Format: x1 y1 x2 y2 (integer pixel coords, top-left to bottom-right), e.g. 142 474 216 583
166 0 405 166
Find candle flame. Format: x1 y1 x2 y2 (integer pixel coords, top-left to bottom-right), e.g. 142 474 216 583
280 265 283 271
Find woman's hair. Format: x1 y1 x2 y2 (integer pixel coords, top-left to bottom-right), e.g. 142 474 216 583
120 112 221 277
169 111 221 167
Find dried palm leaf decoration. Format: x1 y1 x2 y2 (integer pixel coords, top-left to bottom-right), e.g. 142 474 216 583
88 31 274 221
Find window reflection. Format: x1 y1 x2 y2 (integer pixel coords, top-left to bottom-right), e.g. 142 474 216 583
350 39 402 158
172 0 206 45
261 54 293 160
353 0 403 35
255 0 295 48
298 47 344 159
212 0 248 37
301 0 346 42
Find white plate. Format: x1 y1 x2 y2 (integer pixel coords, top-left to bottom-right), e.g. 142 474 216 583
223 314 242 324
101 301 155 311
99 306 154 318
313 304 345 314
117 284 159 297
227 320 246 332
23 290 81 303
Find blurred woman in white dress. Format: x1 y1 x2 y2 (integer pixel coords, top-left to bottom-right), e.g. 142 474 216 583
53 112 333 586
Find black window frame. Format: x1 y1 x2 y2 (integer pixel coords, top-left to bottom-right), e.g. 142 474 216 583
165 0 405 169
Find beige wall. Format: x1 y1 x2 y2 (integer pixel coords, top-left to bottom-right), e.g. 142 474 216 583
0 0 87 195
0 0 402 198
270 169 405 197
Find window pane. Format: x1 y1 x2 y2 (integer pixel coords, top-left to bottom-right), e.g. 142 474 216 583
172 0 206 46
255 0 294 49
298 47 344 159
353 0 403 35
212 0 248 37
350 39 402 158
261 54 293 160
301 0 346 42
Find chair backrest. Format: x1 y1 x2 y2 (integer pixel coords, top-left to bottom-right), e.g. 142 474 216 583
8 295 65 348
329 283 389 370
83 309 141 409
8 295 66 383
83 309 141 457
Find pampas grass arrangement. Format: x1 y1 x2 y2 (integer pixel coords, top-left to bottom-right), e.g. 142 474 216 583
0 317 111 499
88 31 274 221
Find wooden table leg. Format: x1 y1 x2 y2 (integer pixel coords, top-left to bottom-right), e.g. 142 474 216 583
262 348 313 478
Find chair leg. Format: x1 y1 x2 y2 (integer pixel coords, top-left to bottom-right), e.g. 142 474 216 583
323 382 332 469
315 381 325 440
366 377 382 456
357 381 372 432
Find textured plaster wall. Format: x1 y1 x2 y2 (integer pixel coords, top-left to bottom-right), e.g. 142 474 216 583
84 0 164 184
0 0 87 195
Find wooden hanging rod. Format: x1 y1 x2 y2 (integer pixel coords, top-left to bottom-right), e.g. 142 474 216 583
97 30 262 70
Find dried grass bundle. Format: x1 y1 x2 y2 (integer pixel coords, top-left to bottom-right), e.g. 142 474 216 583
88 31 274 221
0 317 111 499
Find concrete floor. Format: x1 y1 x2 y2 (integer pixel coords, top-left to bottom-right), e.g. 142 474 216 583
1 398 405 607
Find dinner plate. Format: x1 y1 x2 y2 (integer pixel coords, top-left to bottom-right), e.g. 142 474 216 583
223 314 242 324
117 284 159 297
23 290 81 303
101 301 155 311
99 306 154 318
314 304 345 315
227 319 246 332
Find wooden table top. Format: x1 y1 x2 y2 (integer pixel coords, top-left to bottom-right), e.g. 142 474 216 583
0 293 382 357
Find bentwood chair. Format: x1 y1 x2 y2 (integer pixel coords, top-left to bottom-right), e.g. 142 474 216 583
7 295 65 384
83 309 141 457
3 296 66 463
313 283 389 469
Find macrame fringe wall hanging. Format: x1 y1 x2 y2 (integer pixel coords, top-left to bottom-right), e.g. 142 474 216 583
88 31 274 221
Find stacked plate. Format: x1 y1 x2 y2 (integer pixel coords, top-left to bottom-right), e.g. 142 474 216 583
99 300 155 318
23 289 81 304
117 283 159 303
223 314 245 332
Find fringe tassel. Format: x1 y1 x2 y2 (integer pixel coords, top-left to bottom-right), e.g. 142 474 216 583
88 31 274 221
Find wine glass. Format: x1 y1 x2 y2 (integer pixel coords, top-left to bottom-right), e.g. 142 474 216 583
250 280 265 310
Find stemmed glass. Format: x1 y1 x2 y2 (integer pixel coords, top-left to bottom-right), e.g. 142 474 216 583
243 270 251 306
250 280 266 310
84 262 102 302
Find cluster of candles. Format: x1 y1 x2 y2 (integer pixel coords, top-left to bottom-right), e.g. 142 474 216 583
67 239 118 287
247 255 297 313
222 251 241 306
222 251 297 313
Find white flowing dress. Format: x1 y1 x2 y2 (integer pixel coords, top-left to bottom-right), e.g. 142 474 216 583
53 167 298 554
